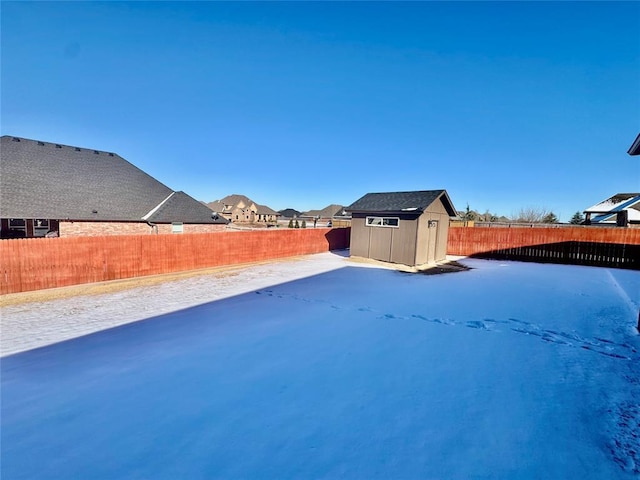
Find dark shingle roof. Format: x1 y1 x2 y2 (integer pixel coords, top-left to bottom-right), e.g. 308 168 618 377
218 194 254 208
0 136 226 224
302 204 344 218
278 208 301 218
256 204 279 215
346 190 457 216
148 192 227 224
206 201 227 213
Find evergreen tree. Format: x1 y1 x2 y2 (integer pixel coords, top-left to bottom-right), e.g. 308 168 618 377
463 203 476 221
294 220 300 228
301 220 307 228
542 212 559 224
569 211 584 225
288 219 294 228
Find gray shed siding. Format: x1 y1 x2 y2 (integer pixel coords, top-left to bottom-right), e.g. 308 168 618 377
389 217 419 265
349 216 370 258
350 213 420 265
368 224 394 262
415 199 450 265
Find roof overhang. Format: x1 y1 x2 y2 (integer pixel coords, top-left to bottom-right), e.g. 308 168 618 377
584 194 640 214
628 133 640 156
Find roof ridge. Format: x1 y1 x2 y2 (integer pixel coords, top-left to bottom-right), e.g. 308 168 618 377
1 135 116 156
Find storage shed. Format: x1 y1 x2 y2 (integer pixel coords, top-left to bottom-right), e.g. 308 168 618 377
345 190 457 266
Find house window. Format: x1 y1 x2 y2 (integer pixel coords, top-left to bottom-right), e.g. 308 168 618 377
34 219 50 237
366 216 399 228
9 218 27 237
171 222 184 233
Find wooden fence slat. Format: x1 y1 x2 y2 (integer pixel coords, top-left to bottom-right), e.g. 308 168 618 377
0 228 351 295
2 226 637 295
447 226 640 270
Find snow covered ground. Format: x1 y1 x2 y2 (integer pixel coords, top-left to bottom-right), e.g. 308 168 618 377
2 252 639 479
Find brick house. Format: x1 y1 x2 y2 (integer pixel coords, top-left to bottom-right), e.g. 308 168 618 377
207 194 280 224
0 136 228 238
301 204 351 227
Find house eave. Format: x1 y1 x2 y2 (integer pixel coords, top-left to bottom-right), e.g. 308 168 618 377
628 133 640 156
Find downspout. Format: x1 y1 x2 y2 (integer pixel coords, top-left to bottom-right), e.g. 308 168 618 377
146 220 158 234
142 192 175 234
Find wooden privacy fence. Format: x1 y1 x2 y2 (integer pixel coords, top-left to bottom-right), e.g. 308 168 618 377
0 227 350 295
447 227 640 269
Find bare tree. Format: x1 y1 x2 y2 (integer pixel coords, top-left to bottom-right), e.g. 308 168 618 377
512 207 558 224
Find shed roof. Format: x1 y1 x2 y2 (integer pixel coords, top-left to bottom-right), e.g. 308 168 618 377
346 190 457 217
0 135 227 224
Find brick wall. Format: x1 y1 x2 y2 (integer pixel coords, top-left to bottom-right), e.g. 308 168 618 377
59 221 226 237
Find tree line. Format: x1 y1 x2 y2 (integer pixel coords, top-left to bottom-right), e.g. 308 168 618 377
461 205 585 224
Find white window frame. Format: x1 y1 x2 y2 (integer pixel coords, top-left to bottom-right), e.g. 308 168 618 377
365 216 400 228
171 222 184 233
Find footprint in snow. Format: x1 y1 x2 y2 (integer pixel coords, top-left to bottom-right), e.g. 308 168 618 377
466 320 488 330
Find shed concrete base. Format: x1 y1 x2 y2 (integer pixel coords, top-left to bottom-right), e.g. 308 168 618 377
347 255 470 275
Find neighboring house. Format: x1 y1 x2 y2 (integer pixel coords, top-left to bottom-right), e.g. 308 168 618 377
278 208 301 219
583 193 640 227
255 204 280 223
345 190 457 266
0 136 228 238
628 133 640 156
301 204 347 227
331 207 352 228
207 194 280 224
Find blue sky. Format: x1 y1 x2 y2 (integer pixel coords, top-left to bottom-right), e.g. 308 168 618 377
2 1 639 219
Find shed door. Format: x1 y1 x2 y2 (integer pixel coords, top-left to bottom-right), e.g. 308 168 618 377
427 220 438 263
